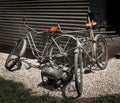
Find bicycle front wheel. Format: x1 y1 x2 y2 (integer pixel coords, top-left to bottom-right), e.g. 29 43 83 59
5 39 27 71
49 35 80 98
94 34 108 69
74 50 83 98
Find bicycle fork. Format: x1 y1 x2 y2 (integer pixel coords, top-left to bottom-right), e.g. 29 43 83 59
74 37 83 71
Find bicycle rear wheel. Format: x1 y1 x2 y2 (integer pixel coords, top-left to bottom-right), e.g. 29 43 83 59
94 34 108 69
5 39 27 71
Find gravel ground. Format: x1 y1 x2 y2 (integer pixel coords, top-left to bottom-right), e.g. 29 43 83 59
0 52 120 98
0 37 120 98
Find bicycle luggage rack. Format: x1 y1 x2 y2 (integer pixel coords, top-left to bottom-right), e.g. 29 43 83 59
94 30 116 41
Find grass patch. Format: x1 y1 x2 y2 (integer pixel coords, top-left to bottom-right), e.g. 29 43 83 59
76 94 120 103
95 94 120 103
0 77 75 103
1 76 120 103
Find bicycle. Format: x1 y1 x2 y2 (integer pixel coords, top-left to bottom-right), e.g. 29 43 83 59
48 15 108 98
5 15 108 98
4 17 77 98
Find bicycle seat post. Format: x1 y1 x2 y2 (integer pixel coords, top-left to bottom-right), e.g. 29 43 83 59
87 21 95 40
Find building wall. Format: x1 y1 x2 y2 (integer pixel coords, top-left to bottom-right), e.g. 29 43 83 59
0 0 89 48
90 0 106 25
106 0 120 33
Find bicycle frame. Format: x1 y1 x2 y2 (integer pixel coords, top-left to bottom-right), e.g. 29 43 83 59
58 24 97 64
77 35 96 63
23 21 64 64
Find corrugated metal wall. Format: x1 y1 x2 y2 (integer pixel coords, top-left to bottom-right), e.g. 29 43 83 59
0 0 89 47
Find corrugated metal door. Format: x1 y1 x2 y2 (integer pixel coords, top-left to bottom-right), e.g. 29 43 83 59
90 0 106 25
0 0 89 47
106 0 120 33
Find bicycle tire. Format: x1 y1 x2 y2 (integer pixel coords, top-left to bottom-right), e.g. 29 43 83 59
74 51 83 98
62 51 83 98
5 39 27 71
62 78 78 98
93 34 108 69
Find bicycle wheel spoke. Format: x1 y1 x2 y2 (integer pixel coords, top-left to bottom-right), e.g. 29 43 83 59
49 35 76 67
63 36 71 51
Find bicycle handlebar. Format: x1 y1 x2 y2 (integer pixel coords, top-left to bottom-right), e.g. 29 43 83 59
57 24 88 34
23 17 44 34
23 17 87 35
22 17 116 35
